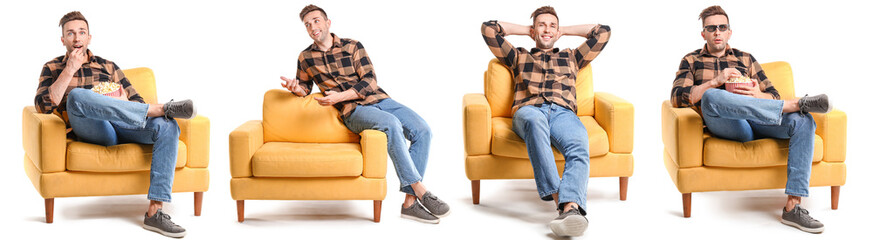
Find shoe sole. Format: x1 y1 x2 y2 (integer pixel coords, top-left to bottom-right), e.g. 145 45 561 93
549 215 588 237
781 219 824 233
143 224 187 238
434 209 451 218
401 214 440 224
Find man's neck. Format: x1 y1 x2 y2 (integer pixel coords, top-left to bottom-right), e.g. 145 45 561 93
315 34 334 52
705 45 727 58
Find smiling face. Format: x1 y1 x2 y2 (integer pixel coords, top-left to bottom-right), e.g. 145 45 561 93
302 10 330 43
701 14 731 56
532 13 559 49
61 19 90 55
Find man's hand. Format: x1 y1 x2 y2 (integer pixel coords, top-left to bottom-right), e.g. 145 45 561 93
314 90 349 106
731 78 770 99
66 48 86 72
709 67 742 88
280 76 306 96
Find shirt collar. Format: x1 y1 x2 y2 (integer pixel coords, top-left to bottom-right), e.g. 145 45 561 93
700 44 734 57
309 33 342 52
531 47 560 54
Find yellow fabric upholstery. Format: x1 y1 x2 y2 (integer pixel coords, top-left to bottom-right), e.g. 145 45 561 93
465 59 635 201
660 61 847 214
67 140 188 172
262 89 360 143
21 68 210 204
229 91 387 215
252 142 363 177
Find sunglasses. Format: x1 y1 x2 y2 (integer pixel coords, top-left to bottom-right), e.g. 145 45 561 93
703 24 730 32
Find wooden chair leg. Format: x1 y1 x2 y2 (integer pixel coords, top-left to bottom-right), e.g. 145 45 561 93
682 193 691 218
471 180 480 205
619 177 628 201
373 200 382 223
45 198 54 223
194 192 203 216
236 200 245 223
831 186 840 210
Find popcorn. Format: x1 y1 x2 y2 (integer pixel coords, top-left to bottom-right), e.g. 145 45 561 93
725 76 754 94
92 81 123 97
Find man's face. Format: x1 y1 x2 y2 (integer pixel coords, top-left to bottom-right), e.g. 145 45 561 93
302 11 330 43
701 15 731 54
61 20 90 54
531 13 559 49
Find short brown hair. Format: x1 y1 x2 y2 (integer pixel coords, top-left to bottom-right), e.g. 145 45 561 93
698 5 729 26
530 6 558 24
59 11 88 29
299 4 327 21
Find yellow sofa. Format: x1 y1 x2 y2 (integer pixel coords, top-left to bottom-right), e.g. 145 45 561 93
463 59 635 204
661 61 847 217
22 67 211 223
229 89 387 222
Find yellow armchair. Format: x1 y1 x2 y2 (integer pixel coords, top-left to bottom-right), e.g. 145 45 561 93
22 67 210 223
229 89 387 222
464 59 635 204
661 61 847 217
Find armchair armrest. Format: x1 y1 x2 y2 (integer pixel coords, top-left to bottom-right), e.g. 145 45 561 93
21 106 67 173
463 93 492 156
360 129 387 178
229 120 264 178
177 114 210 168
812 109 847 163
661 101 704 168
593 92 634 153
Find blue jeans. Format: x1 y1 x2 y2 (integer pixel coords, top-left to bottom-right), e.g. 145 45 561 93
700 89 816 197
512 103 590 212
342 98 432 196
66 88 180 202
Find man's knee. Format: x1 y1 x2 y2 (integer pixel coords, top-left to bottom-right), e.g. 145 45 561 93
152 118 180 138
787 113 816 135
514 107 548 131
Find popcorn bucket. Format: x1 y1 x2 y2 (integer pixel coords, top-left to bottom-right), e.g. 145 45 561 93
103 88 123 97
726 82 754 94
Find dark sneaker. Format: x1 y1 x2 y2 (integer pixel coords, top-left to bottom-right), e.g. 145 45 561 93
143 209 187 238
549 205 588 237
163 99 196 119
400 199 439 224
798 94 832 113
781 205 824 233
419 191 451 218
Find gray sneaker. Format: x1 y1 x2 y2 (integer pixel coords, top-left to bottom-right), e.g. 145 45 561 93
798 94 832 113
163 99 196 119
549 205 588 237
400 199 439 224
143 209 187 238
781 205 824 233
419 191 451 218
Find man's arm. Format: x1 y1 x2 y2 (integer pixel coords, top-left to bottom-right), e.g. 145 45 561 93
47 48 86 106
672 55 743 108
481 21 522 68
569 24 611 68
35 64 59 114
111 62 144 103
347 41 376 101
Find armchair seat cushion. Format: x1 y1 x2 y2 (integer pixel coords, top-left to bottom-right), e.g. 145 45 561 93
702 135 823 168
252 142 363 177
66 140 187 172
490 116 609 160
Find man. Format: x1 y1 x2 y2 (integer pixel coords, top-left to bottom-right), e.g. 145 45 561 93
670 5 832 234
280 4 450 224
34 11 196 238
481 6 610 237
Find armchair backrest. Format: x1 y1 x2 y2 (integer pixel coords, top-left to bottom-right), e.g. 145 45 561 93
484 58 594 118
122 67 158 104
262 89 360 143
759 61 795 100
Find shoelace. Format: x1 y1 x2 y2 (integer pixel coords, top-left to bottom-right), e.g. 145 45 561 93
163 99 175 120
156 211 181 228
796 207 820 223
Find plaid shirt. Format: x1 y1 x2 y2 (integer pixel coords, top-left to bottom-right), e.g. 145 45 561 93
34 50 144 135
296 33 389 118
671 45 780 113
481 20 611 115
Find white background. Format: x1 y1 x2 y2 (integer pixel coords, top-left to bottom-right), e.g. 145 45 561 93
0 0 869 239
